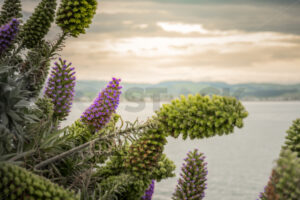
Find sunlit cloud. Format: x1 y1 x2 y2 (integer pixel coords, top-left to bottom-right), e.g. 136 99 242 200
12 0 300 84
64 29 298 57
137 24 149 29
62 25 300 84
157 22 210 34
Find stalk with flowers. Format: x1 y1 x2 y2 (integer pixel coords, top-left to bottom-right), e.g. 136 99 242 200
0 0 297 200
45 58 76 121
0 18 19 54
172 149 207 200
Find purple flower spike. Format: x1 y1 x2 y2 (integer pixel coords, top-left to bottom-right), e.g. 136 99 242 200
44 58 76 121
142 180 155 200
172 149 207 200
80 77 122 131
0 18 19 54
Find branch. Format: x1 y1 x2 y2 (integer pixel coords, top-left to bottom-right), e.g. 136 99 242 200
34 136 104 170
33 123 151 170
49 32 68 58
8 149 36 162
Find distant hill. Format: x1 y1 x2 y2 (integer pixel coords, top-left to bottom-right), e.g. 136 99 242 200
74 80 300 101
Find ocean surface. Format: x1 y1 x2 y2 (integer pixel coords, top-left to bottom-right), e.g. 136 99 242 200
63 101 300 200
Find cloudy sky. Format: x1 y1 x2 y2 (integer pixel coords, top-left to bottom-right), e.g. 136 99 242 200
8 0 300 83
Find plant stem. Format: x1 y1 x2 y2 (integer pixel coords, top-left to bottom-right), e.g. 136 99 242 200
8 149 35 162
33 123 151 169
49 32 68 57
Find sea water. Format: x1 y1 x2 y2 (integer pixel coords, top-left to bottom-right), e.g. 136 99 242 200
64 101 300 200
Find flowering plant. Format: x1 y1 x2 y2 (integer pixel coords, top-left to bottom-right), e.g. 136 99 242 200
0 1 298 200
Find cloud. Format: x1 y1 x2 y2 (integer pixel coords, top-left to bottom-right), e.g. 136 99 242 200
67 29 298 56
2 0 300 84
94 0 300 35
108 0 300 5
157 22 211 34
58 0 300 83
60 25 300 84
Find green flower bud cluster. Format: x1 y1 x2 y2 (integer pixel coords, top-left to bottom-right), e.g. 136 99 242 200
283 119 300 157
34 98 54 119
156 94 248 140
94 147 175 200
259 150 300 200
0 0 22 26
0 162 79 200
94 153 152 200
20 0 57 48
150 154 176 182
56 0 98 37
96 173 147 200
67 120 93 143
68 114 121 143
124 126 167 177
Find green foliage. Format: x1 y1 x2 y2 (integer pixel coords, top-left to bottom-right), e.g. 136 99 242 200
0 125 13 156
150 154 176 182
0 162 79 200
124 125 167 177
56 0 98 37
93 147 128 180
20 43 52 97
0 0 22 26
97 172 151 200
34 98 54 119
24 98 55 142
115 178 151 200
64 119 110 168
0 69 33 155
260 150 300 200
94 145 175 200
92 148 149 200
67 120 94 144
35 116 122 191
96 173 136 200
99 125 169 200
67 114 121 145
20 0 57 48
284 119 300 157
156 94 248 140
